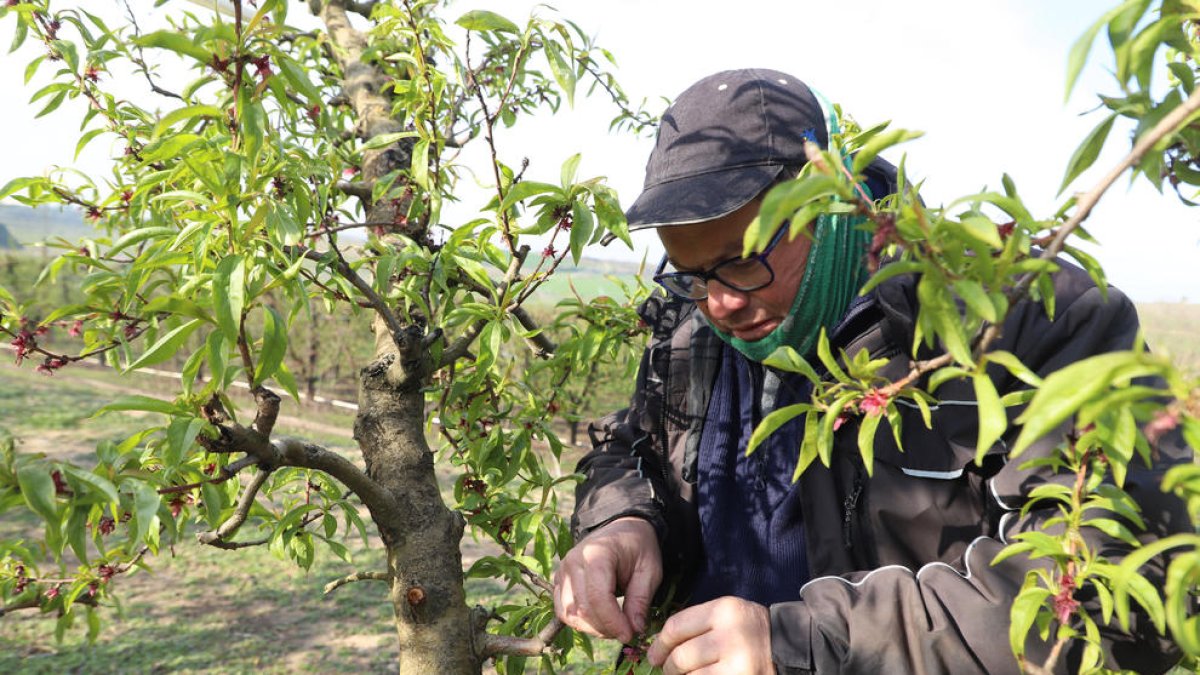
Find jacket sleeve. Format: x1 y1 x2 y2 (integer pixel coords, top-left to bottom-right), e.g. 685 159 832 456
570 294 690 549
769 270 1193 674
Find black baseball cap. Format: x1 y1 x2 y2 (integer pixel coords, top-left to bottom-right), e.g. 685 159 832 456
625 68 830 230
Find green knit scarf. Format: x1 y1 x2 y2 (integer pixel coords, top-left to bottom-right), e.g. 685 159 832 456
707 212 870 362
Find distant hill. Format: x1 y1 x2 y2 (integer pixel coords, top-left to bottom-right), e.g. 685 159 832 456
0 223 22 250
0 203 90 244
0 201 651 301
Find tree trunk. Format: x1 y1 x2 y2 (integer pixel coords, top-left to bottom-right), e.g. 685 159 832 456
355 319 479 674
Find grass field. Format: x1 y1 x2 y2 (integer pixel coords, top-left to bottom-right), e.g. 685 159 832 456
0 365 592 674
1138 302 1200 377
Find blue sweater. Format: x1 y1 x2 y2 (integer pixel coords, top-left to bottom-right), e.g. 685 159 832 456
688 345 812 606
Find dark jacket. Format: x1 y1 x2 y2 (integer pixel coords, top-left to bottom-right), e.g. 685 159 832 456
570 262 1192 674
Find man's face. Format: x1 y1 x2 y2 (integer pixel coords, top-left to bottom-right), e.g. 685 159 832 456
657 199 813 342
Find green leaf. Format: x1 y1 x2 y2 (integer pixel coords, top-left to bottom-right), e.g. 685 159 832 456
74 127 107 161
984 351 1043 388
411 137 430 190
132 482 161 544
545 40 576 107
860 260 924 295
276 54 322 103
255 306 288 385
360 130 419 151
133 30 213 63
762 346 821 383
17 464 59 524
93 395 180 417
747 403 810 456
1011 352 1159 457
569 200 594 264
973 372 1006 465
754 175 844 242
954 216 1003 250
851 129 923 175
455 10 520 34
274 361 302 404
1066 2 1129 99
560 153 582 188
67 506 90 565
953 280 998 323
141 296 216 324
499 181 560 214
125 319 203 372
793 412 820 481
152 104 225 139
856 412 883 476
213 254 246 343
59 464 119 504
1009 578 1051 659
1059 114 1116 194
815 330 849 383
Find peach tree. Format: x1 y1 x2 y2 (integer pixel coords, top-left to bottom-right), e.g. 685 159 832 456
0 0 650 672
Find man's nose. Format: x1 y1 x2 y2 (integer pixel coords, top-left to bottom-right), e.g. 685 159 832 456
703 280 750 319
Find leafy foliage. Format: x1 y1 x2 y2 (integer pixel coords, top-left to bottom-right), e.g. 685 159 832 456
0 0 651 671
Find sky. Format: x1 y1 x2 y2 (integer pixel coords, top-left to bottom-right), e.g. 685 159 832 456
2 0 1198 302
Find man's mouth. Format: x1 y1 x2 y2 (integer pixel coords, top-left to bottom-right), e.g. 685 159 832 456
729 319 778 341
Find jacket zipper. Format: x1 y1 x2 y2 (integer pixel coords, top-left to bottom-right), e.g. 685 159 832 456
842 477 864 550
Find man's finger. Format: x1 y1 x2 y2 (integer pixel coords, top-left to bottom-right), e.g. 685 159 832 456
620 561 660 634
583 554 633 642
658 632 717 675
647 603 713 666
556 567 604 637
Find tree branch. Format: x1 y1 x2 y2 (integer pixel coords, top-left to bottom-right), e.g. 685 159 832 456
323 570 391 594
0 595 98 617
286 244 406 347
252 386 281 437
477 618 564 659
334 180 374 201
343 0 378 18
317 0 417 237
197 466 273 547
272 437 399 519
157 455 258 494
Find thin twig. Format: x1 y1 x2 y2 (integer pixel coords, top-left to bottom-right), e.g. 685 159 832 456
323 570 391 594
288 244 405 343
121 0 183 100
439 246 530 366
157 455 258 494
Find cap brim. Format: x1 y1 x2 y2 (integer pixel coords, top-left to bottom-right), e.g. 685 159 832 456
625 164 785 231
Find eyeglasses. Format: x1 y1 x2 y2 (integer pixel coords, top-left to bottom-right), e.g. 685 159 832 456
653 224 789 301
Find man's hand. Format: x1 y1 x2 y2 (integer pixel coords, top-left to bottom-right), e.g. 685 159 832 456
647 596 774 674
553 516 662 644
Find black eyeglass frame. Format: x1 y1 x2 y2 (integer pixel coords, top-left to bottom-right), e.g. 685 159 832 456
652 223 790 301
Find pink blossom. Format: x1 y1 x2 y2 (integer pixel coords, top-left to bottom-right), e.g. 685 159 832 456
860 389 890 417
1053 574 1079 625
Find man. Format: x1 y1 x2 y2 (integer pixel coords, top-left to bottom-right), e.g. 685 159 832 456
552 69 1190 674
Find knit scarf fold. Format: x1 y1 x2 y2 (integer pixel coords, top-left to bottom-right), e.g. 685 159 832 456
708 211 870 362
